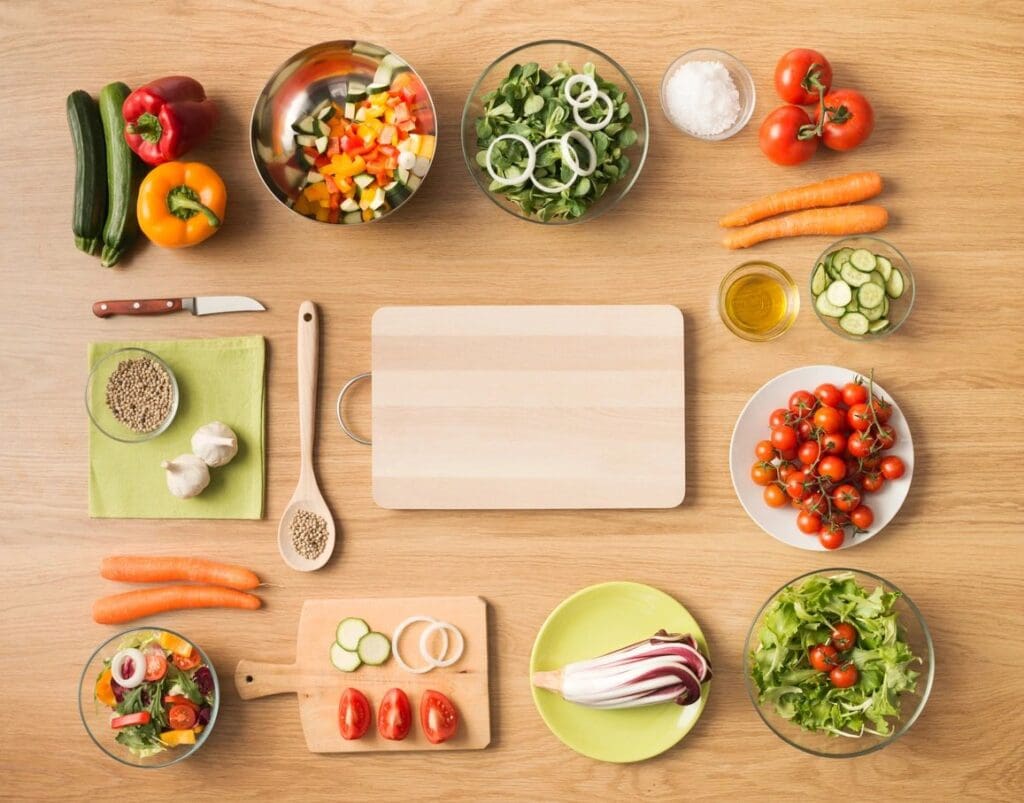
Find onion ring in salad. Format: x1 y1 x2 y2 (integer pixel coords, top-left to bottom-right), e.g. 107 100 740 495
563 73 599 108
561 130 597 177
529 138 577 194
573 90 614 131
485 134 536 186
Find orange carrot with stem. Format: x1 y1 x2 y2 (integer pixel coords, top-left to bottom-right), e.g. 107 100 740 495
93 585 261 624
719 172 884 228
101 555 260 590
722 205 889 250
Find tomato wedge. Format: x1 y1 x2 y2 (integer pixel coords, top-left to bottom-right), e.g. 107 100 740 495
377 688 412 741
110 711 151 729
420 690 459 745
144 650 168 681
338 688 372 741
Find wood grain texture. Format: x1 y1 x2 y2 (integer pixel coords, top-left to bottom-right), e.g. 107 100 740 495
0 0 1022 800
234 596 490 752
370 305 685 508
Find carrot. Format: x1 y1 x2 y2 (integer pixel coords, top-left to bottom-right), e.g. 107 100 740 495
101 555 260 590
719 172 884 228
92 585 261 624
722 205 889 250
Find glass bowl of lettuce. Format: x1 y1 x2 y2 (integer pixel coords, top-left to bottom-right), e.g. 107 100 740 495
745 569 934 757
79 628 219 768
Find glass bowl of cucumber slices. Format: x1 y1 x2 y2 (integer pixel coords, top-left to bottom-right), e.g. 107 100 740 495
251 40 437 225
810 237 915 340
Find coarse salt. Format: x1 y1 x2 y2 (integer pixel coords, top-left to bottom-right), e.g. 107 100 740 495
664 60 741 137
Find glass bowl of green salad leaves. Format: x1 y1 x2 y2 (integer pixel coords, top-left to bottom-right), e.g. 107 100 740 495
462 40 649 224
745 569 934 757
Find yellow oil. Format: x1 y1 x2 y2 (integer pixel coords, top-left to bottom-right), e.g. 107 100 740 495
724 273 789 335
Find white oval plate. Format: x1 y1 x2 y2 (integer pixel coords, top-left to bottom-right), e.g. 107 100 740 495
729 365 914 551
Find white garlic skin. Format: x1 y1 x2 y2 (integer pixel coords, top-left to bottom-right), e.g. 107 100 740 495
161 454 211 499
191 421 239 467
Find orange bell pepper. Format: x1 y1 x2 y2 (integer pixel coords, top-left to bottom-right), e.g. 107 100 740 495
95 668 117 708
137 161 227 248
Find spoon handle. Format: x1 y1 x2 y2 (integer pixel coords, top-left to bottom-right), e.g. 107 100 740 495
297 301 319 482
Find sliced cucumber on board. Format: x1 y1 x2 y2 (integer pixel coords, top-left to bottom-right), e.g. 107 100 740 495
356 632 391 666
330 642 361 672
336 617 370 651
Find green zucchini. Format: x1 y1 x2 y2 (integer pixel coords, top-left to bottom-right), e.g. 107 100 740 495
97 82 142 267
67 90 107 254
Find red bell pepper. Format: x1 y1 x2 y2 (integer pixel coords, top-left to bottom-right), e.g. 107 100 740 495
122 76 218 166
110 711 151 729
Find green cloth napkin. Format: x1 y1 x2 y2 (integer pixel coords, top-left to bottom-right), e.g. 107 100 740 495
89 336 265 519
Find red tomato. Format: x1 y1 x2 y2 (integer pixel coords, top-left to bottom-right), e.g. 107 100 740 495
847 403 872 432
842 382 867 407
339 688 372 740
881 455 906 480
829 663 859 688
832 483 862 513
816 89 874 151
818 521 845 550
801 491 827 516
769 408 790 428
163 694 198 712
847 431 875 458
850 505 874 530
774 48 833 105
420 690 459 745
877 424 897 450
813 406 845 434
763 484 788 508
779 447 798 461
786 470 809 500
378 688 412 741
829 622 858 651
168 704 197 730
751 461 778 486
759 105 818 166
172 651 201 671
144 650 167 682
861 472 884 493
788 390 816 419
808 643 839 672
755 440 776 461
820 430 846 456
796 419 815 442
861 453 882 471
817 456 847 483
870 397 893 423
797 510 822 535
777 461 799 482
770 425 798 452
814 383 843 408
798 440 821 466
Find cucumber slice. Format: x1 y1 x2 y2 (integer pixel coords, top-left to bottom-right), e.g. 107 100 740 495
886 269 905 299
816 292 846 318
316 105 335 122
372 65 393 87
839 312 870 335
840 263 872 287
850 249 876 271
314 135 328 153
826 280 852 306
875 255 893 281
292 116 316 135
305 170 325 184
314 119 330 138
354 172 375 189
846 300 860 314
336 617 370 651
835 247 854 264
811 264 828 296
862 302 885 322
330 642 361 672
882 296 890 316
356 632 391 666
867 271 885 288
869 319 890 333
858 282 885 308
340 197 359 212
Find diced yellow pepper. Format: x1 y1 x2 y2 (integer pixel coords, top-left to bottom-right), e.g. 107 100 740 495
369 92 389 106
315 206 330 222
361 207 373 221
384 108 395 125
158 632 194 658
160 729 197 747
417 135 436 159
294 195 313 215
363 105 384 119
329 154 365 178
304 183 329 202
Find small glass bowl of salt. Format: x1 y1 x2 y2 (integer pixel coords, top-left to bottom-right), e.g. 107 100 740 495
661 48 755 141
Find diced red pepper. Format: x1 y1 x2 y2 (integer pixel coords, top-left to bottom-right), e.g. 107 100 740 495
328 208 339 224
400 86 417 104
327 137 341 156
324 175 340 194
314 154 331 169
111 711 152 729
378 144 398 158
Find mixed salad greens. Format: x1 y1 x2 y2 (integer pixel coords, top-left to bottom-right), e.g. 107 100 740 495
749 573 921 738
93 630 215 758
474 61 638 221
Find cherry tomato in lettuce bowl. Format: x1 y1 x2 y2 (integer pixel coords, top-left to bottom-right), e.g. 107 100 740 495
759 105 818 166
774 48 833 106
815 89 875 151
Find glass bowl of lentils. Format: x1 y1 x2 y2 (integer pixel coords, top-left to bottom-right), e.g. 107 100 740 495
86 347 179 443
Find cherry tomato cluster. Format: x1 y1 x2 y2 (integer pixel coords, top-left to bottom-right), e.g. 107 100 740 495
808 622 860 688
750 375 907 549
760 48 875 166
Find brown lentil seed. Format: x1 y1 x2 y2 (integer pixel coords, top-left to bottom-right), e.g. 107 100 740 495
290 509 329 560
104 357 174 433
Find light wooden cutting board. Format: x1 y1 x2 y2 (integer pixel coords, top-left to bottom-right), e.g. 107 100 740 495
369 305 685 509
235 597 490 753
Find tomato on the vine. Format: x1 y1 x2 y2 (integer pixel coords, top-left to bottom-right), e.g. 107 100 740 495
785 470 809 500
817 455 847 483
801 491 826 516
798 440 821 466
808 643 838 672
870 397 893 423
759 105 818 166
832 483 861 513
880 455 906 480
815 89 874 151
774 48 833 105
796 419 815 442
754 440 776 462
847 403 872 432
813 406 845 435
842 382 867 407
849 505 874 529
797 510 822 535
770 425 798 452
847 431 875 458
829 622 858 651
779 447 798 461
829 663 859 688
820 430 846 456
877 424 897 450
769 408 790 429
818 521 845 550
814 382 842 409
777 461 798 482
788 390 816 419
751 461 778 486
763 484 788 507
861 472 884 493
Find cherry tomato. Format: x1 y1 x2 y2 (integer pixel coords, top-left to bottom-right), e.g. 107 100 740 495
751 461 778 486
168 703 197 730
338 688 372 740
801 491 826 516
814 383 842 408
816 89 874 151
144 649 168 682
172 650 201 671
798 440 821 466
829 662 860 688
796 419 815 442
870 397 893 423
813 406 845 434
774 48 833 105
861 472 885 493
808 643 839 672
880 455 906 480
797 510 822 534
847 403 872 432
779 447 798 461
759 105 818 166
850 505 874 530
820 431 846 456
777 461 799 482
769 408 790 429
763 484 788 508
755 440 776 462
842 382 868 406
832 483 862 513
817 456 847 483
861 453 882 471
378 688 412 741
788 390 816 419
420 690 459 745
847 431 875 458
786 470 809 500
818 521 845 550
770 425 798 452
829 622 858 651
877 424 897 450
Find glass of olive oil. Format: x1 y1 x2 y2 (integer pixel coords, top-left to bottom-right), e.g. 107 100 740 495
719 261 799 341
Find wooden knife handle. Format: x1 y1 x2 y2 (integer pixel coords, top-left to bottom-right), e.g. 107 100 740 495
234 659 300 700
93 298 183 318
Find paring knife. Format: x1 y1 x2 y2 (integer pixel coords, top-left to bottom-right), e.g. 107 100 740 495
93 296 267 318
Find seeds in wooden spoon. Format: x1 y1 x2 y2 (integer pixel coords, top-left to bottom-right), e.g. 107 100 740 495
290 509 329 560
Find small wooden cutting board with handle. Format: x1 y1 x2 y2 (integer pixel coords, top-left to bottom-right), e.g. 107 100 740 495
235 597 490 753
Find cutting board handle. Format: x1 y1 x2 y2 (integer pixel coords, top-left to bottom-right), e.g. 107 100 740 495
234 659 300 700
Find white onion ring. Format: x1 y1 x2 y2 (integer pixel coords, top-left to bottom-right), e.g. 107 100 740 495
485 134 536 186
561 130 596 177
564 73 598 108
419 620 465 668
111 648 146 689
391 616 441 675
573 90 614 131
528 138 577 194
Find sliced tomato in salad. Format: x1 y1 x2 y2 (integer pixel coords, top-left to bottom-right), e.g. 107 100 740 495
172 650 201 671
144 649 168 681
168 704 198 730
110 711 151 729
163 694 199 711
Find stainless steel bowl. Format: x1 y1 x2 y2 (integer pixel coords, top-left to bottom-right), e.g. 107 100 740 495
251 40 437 225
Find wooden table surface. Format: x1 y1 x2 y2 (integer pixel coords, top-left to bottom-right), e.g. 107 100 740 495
2 1 1022 799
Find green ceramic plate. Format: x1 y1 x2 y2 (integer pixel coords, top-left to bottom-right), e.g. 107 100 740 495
529 581 711 763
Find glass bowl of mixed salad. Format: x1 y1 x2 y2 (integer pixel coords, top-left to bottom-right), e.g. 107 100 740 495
745 569 933 758
461 40 649 224
79 628 219 768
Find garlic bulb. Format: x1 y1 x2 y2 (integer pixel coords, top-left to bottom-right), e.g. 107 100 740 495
161 454 211 499
191 421 239 467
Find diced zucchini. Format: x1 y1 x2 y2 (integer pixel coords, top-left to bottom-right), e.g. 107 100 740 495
826 280 852 306
343 102 356 120
811 264 827 296
839 312 870 335
886 269 905 299
295 134 317 147
340 197 359 212
412 156 431 177
316 105 335 122
330 642 361 672
305 170 325 184
353 41 388 59
353 172 375 189
356 632 391 666
345 82 367 103
840 263 872 287
858 282 885 308
292 116 316 135
875 255 893 281
815 292 846 318
366 82 389 95
869 319 890 333
372 65 393 87
369 189 386 210
314 135 328 153
850 248 876 271
407 174 422 191
295 147 313 170
382 52 407 72
385 183 411 206
311 98 332 116
396 166 411 186
343 210 363 224
354 106 368 122
314 119 330 138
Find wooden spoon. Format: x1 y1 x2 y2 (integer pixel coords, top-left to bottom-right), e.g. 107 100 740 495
278 301 335 571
